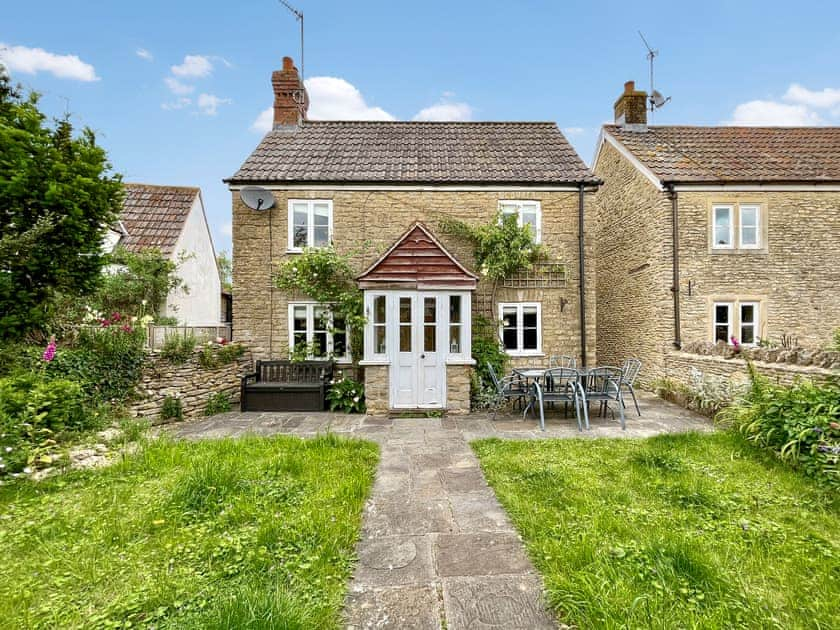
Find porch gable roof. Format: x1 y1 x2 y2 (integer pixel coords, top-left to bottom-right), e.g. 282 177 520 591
356 222 478 290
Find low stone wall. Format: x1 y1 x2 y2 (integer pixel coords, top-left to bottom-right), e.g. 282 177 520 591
679 340 840 371
664 349 837 390
129 350 253 424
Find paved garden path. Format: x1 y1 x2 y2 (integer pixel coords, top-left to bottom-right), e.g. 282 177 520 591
167 393 710 629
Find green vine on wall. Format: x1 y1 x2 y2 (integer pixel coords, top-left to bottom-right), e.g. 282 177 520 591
274 247 365 361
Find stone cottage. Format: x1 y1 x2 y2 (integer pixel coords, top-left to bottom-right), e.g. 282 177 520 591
592 81 840 381
226 57 600 414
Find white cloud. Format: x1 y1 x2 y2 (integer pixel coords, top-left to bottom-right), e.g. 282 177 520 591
171 54 213 78
305 76 395 121
251 107 273 133
136 48 153 62
563 126 585 136
164 76 194 95
728 100 822 126
413 97 473 122
197 93 231 116
784 83 840 109
220 222 233 237
0 43 98 81
161 97 191 111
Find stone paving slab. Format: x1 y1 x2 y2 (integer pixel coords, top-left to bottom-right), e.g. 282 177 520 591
161 392 711 628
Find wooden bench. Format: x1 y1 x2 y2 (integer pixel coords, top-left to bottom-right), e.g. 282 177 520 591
240 360 334 412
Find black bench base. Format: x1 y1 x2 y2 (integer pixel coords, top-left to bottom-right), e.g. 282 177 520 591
241 360 333 412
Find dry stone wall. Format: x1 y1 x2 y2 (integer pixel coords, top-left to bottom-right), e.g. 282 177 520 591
129 350 253 424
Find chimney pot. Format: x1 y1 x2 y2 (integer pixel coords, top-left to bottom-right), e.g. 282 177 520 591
614 80 647 129
271 56 308 129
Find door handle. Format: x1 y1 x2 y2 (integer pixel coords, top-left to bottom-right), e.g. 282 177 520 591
420 354 426 359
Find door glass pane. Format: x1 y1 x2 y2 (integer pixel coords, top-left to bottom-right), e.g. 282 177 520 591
400 325 412 352
424 298 436 323
374 295 386 323
400 298 412 323
424 325 436 352
449 295 461 323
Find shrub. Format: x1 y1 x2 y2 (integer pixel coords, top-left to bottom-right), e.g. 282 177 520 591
160 335 196 365
198 341 245 369
204 392 231 416
160 395 184 422
652 370 744 417
0 374 94 475
470 315 508 410
326 377 365 413
717 364 840 488
831 327 840 351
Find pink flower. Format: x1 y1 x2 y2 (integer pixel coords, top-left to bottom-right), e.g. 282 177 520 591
121 325 133 333
42 336 56 362
730 336 740 348
111 312 122 322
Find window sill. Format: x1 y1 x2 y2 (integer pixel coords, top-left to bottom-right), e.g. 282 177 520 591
505 351 545 358
359 359 389 366
445 357 476 366
709 247 768 255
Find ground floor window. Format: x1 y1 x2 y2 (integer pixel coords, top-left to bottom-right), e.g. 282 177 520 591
499 302 541 356
289 303 348 360
712 300 761 346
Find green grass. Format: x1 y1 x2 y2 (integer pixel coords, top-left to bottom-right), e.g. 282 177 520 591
473 432 839 629
0 434 378 629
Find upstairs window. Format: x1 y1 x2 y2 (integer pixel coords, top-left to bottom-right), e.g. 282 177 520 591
712 205 734 248
499 200 542 243
288 200 332 250
712 203 763 251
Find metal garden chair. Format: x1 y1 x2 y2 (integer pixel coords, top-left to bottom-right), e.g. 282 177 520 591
620 358 642 416
486 362 527 420
581 367 626 430
532 367 587 432
548 355 577 369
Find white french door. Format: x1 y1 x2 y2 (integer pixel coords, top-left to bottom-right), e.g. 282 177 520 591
391 293 446 409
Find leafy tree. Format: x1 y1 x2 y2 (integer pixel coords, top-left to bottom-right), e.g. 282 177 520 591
217 250 232 292
93 247 186 318
0 69 123 339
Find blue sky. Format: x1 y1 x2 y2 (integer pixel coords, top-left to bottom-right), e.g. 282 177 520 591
3 0 840 254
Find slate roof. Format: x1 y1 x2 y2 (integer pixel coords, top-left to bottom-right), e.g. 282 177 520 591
228 121 598 185
604 125 840 183
119 184 199 255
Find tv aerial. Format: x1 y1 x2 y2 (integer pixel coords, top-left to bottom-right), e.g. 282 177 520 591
639 31 671 114
279 0 304 83
240 187 276 211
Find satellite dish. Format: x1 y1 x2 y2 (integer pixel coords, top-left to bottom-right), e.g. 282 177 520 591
240 187 275 211
651 90 671 109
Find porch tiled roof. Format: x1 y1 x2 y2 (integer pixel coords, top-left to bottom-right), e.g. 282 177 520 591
228 121 598 185
604 125 840 183
119 184 198 255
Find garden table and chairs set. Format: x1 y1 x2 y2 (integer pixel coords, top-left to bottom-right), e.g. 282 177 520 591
487 356 642 432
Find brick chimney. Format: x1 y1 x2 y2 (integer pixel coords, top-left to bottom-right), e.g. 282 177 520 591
272 56 308 128
614 80 648 128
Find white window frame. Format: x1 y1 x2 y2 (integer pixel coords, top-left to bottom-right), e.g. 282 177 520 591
287 199 333 252
738 204 761 249
711 205 734 250
499 200 542 243
288 302 350 362
739 301 759 346
713 302 733 344
498 302 542 356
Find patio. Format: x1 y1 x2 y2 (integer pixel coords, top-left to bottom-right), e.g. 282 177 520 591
166 390 711 442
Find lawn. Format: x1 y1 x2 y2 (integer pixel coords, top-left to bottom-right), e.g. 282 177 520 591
473 432 839 629
0 434 378 629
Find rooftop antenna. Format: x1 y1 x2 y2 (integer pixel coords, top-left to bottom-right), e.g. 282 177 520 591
638 31 671 114
278 0 304 83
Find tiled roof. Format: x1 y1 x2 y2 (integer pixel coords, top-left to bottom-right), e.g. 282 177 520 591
604 125 840 183
228 121 597 184
119 184 198 255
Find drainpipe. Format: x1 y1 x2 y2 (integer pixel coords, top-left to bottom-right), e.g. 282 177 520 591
667 184 682 349
578 183 587 367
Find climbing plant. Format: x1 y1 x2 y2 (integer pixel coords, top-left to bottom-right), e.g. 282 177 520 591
274 247 364 361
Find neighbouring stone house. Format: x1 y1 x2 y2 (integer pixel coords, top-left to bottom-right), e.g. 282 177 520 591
592 81 840 382
226 57 600 414
104 183 223 325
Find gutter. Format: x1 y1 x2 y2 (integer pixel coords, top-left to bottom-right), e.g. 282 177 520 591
578 183 588 367
667 184 682 349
